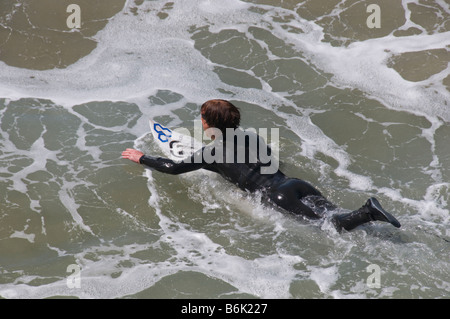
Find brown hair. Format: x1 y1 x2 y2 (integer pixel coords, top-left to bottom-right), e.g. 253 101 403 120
201 99 240 134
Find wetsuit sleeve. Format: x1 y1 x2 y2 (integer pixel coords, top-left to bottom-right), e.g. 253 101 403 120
138 147 218 175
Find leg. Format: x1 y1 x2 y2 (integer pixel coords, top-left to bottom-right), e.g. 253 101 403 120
301 195 338 215
267 179 324 219
332 197 401 232
267 179 401 232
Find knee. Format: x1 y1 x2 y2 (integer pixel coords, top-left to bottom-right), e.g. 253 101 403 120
269 191 322 219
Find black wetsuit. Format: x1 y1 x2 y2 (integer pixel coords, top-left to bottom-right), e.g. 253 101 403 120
138 129 401 231
139 129 334 220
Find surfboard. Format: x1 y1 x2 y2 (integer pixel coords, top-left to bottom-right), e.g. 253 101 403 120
149 119 203 161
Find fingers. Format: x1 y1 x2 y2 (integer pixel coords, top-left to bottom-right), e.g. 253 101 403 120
122 148 137 155
121 148 144 163
121 149 131 158
122 148 134 154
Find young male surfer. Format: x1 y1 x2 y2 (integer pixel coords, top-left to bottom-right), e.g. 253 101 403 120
122 99 401 232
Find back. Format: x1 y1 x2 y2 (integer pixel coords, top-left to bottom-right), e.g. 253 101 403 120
199 128 281 192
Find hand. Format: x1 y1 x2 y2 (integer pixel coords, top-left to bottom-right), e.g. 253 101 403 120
122 148 144 164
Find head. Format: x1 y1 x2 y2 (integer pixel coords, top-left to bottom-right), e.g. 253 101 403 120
200 99 240 136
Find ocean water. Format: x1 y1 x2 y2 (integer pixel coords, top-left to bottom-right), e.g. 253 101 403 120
0 0 449 299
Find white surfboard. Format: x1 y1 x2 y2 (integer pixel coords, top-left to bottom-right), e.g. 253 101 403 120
149 119 203 161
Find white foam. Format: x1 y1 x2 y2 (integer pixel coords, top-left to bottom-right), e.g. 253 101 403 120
199 0 249 14
288 115 373 191
0 0 447 120
58 186 96 236
302 31 450 121
10 230 35 243
309 265 339 294
254 2 450 122
0 0 265 110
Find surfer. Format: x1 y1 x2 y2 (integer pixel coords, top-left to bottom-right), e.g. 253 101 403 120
122 99 401 232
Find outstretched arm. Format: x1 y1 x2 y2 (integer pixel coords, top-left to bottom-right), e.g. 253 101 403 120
121 148 214 175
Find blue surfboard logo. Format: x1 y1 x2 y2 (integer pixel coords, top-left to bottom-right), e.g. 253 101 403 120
153 123 172 143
